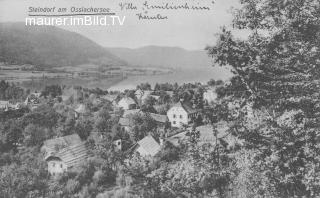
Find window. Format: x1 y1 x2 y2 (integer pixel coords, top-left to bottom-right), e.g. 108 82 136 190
180 115 183 119
173 121 176 124
52 162 55 167
118 141 121 145
173 114 176 118
60 164 63 168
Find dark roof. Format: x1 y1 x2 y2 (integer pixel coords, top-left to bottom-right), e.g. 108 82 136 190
149 113 168 123
46 142 90 168
173 101 199 114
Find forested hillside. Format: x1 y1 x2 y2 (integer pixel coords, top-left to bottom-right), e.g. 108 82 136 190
0 23 125 67
107 46 212 68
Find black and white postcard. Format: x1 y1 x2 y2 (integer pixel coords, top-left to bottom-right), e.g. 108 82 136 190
0 0 319 197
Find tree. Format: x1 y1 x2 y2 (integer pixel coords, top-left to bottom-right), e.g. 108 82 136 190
146 132 232 197
127 113 157 142
137 83 151 91
206 0 320 196
41 85 62 98
1 120 23 151
94 109 113 134
75 119 93 140
23 124 48 146
207 79 216 86
0 80 24 100
143 96 157 107
0 147 48 198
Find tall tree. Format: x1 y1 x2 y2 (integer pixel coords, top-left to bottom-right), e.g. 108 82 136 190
206 0 320 196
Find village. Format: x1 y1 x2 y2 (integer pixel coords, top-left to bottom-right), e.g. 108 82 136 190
0 79 241 179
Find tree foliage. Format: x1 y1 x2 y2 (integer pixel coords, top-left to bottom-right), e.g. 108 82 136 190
206 0 320 196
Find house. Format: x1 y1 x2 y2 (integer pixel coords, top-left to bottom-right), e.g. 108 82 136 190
0 100 10 110
135 135 161 157
41 134 82 158
117 97 137 110
24 95 40 105
203 88 217 104
167 124 242 148
167 101 200 128
45 142 90 176
101 94 118 105
41 134 89 176
0 100 24 111
9 102 23 110
74 104 90 118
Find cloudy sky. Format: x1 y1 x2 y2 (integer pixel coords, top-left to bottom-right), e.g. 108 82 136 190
0 0 241 50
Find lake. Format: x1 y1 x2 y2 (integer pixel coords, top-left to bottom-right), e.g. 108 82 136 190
0 66 232 92
108 66 232 91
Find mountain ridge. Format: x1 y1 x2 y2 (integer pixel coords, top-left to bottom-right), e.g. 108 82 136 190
106 46 213 69
0 22 126 67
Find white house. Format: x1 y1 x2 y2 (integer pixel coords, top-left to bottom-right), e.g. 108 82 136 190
0 100 10 111
45 143 89 176
41 134 82 159
74 103 90 118
117 97 137 110
41 134 89 176
167 101 199 128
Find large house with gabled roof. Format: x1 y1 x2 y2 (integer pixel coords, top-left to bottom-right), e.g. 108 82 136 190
41 134 90 176
117 97 137 110
167 101 200 128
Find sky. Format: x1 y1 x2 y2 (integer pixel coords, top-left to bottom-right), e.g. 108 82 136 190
0 0 241 50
